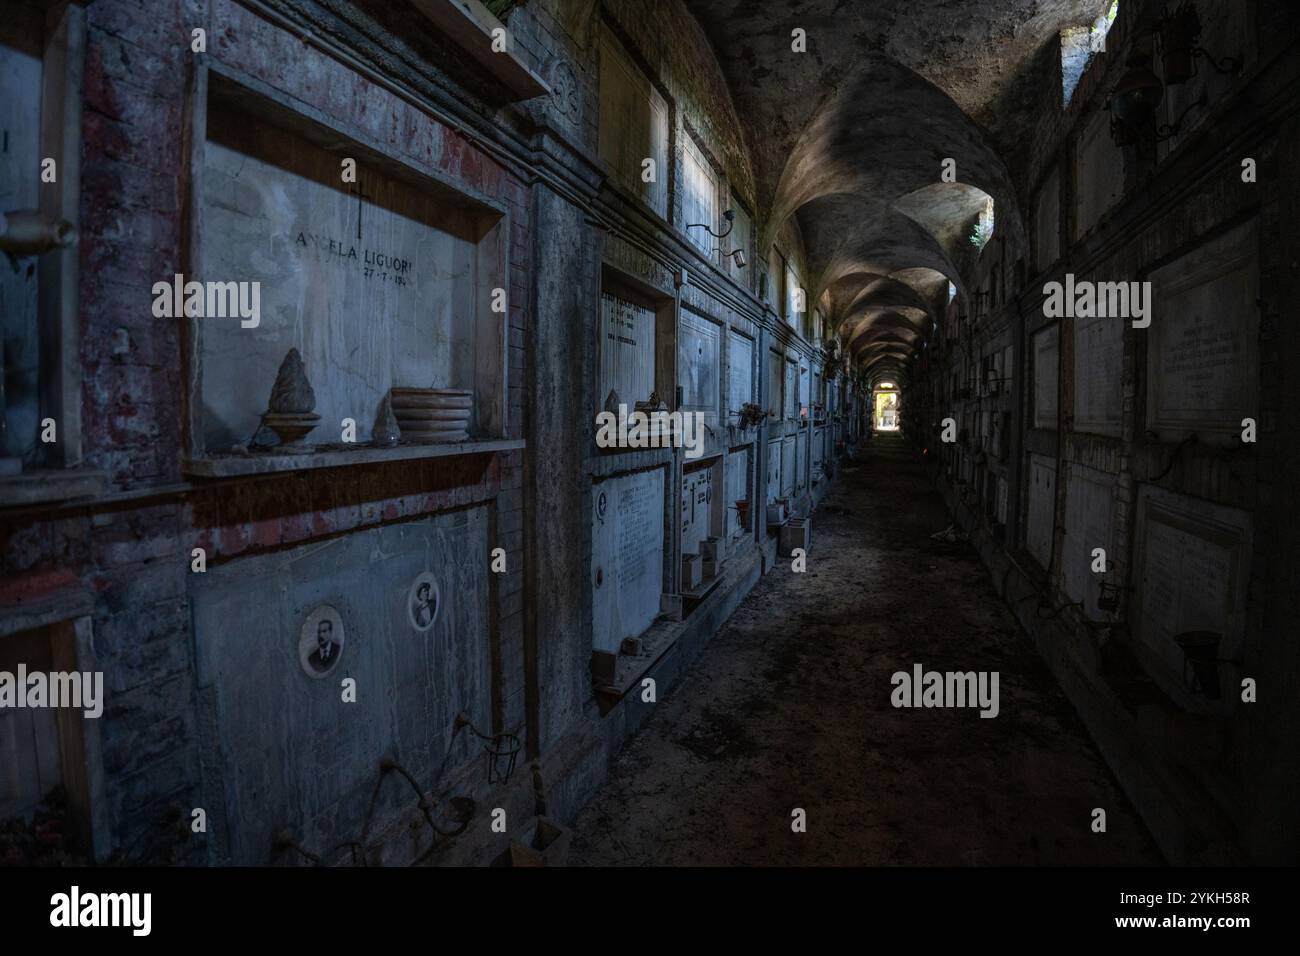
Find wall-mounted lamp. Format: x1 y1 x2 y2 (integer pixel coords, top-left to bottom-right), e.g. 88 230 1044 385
1174 630 1225 700
687 207 735 240
1108 52 1165 144
1156 1 1243 85
1108 51 1206 146
1108 3 1242 149
716 248 746 268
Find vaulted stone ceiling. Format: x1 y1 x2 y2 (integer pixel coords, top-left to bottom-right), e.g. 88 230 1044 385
682 0 1113 379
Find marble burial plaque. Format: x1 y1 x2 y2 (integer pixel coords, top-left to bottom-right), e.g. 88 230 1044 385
812 426 824 478
767 349 784 419
726 447 751 540
795 430 808 492
784 359 799 421
1073 314 1123 437
1026 454 1056 568
727 331 754 419
679 310 721 425
681 462 716 557
766 439 782 504
591 469 665 654
799 363 811 420
1133 487 1250 700
1147 219 1258 439
1033 325 1059 429
600 291 656 409
200 109 492 449
188 509 489 863
1062 464 1116 616
781 435 797 497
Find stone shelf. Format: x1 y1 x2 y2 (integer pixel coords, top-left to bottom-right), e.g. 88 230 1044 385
0 469 109 509
0 589 96 639
408 0 550 101
184 438 525 478
593 623 679 704
680 574 723 603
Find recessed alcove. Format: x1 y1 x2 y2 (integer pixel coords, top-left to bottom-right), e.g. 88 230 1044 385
0 597 107 862
597 268 675 426
182 63 514 476
724 445 751 544
678 309 722 431
591 466 668 656
726 330 754 426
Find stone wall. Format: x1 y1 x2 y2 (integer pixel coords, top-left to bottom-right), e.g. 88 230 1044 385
0 0 845 865
920 0 1300 864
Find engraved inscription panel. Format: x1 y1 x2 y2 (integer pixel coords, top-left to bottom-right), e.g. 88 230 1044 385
678 311 721 426
600 291 656 409
681 462 714 557
1133 487 1250 702
1073 314 1122 437
201 108 497 449
591 469 665 654
1147 219 1258 438
766 438 781 504
727 331 754 421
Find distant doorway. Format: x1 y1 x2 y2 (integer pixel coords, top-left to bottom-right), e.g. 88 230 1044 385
873 384 900 432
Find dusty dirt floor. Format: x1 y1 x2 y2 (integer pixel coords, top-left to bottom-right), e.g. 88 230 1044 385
568 433 1164 866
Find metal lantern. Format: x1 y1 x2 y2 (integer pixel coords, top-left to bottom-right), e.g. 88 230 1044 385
1109 53 1164 144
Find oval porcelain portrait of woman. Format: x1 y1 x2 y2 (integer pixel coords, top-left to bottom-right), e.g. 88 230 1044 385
407 572 440 633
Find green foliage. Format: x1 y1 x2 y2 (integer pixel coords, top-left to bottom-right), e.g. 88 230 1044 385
484 0 519 22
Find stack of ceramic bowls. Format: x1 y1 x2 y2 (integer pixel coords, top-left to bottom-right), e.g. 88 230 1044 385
389 387 472 443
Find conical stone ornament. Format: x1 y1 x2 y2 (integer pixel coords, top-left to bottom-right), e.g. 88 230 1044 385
371 393 401 447
259 347 320 449
268 348 316 414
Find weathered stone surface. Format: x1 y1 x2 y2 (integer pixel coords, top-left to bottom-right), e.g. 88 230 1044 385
189 511 490 863
1131 487 1252 706
1147 220 1259 441
591 469 665 656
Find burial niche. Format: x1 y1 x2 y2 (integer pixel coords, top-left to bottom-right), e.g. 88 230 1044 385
194 81 506 459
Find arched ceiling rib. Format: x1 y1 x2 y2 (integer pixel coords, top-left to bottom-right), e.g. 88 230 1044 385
683 0 1112 379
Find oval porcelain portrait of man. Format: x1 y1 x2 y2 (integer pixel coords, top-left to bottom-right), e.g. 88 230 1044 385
299 604 345 678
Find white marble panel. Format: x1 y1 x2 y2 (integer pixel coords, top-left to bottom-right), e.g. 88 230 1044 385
591 469 665 654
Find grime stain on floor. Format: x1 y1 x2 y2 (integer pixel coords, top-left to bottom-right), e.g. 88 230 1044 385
568 434 1164 866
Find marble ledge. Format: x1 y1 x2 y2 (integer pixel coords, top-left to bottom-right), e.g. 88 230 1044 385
184 438 526 478
0 468 109 510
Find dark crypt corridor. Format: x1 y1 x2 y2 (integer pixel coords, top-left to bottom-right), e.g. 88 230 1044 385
570 434 1162 866
2 0 1299 904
